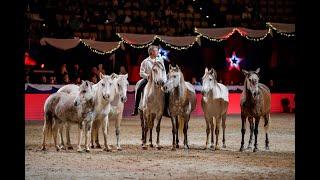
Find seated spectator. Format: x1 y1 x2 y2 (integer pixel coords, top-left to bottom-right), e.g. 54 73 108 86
90 74 98 84
97 63 106 75
57 64 68 84
119 65 127 75
62 73 70 84
69 63 83 83
25 75 30 83
49 76 56 84
191 77 201 86
40 75 47 84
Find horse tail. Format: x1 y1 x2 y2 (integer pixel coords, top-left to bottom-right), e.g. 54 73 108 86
178 115 184 137
43 111 53 140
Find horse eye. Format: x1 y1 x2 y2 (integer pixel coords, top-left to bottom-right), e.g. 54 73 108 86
118 83 120 87
102 83 105 87
110 83 112 86
82 90 86 93
209 78 212 81
173 75 176 78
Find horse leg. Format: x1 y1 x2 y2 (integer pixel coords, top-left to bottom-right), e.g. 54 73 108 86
52 121 61 151
140 111 145 146
102 116 111 152
170 116 177 150
264 113 270 150
59 124 65 150
142 113 149 150
183 115 190 149
204 116 210 149
210 117 215 149
253 117 260 152
247 117 254 149
240 114 247 152
77 121 84 152
215 116 221 150
176 116 179 148
149 128 153 147
155 115 162 150
65 122 73 150
84 121 93 152
115 114 122 151
222 113 227 148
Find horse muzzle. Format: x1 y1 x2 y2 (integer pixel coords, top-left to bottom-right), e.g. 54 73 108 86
121 96 127 103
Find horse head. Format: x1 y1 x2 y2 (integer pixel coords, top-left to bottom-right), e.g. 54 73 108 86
150 61 167 86
98 72 114 102
114 73 129 103
242 68 260 99
201 67 217 95
74 80 94 106
163 64 183 93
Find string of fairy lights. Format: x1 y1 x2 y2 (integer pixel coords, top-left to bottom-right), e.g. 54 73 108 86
266 22 295 37
64 23 295 55
80 39 121 55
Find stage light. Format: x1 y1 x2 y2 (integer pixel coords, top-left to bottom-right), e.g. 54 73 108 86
200 7 202 10
226 51 242 70
41 64 45 68
206 15 209 18
159 47 169 61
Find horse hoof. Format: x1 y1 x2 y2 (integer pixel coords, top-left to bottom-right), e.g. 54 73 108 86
184 145 189 150
247 146 252 150
77 149 84 153
222 144 226 148
41 146 46 151
96 145 102 149
91 145 95 149
265 146 270 150
150 144 154 148
60 146 66 150
142 146 148 150
215 146 220 150
156 146 162 150
253 147 259 152
103 147 112 152
117 147 123 151
239 147 244 152
67 146 74 150
176 144 179 149
85 149 90 153
171 147 176 151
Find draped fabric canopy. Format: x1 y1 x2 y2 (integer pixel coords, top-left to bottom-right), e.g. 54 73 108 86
117 33 200 47
40 38 121 53
40 23 295 52
266 22 295 33
195 27 271 40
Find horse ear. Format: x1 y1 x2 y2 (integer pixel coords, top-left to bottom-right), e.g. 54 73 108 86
85 81 89 86
205 67 208 73
255 68 260 74
111 73 118 79
81 80 85 84
99 72 104 80
169 64 173 70
124 73 128 79
242 69 249 76
176 64 180 70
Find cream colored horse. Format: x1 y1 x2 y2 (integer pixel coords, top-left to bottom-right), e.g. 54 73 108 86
163 65 196 150
58 73 114 152
41 80 95 152
137 61 167 150
201 68 229 150
91 73 129 151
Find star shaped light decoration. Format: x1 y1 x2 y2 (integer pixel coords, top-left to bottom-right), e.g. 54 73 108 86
158 47 170 61
226 51 242 70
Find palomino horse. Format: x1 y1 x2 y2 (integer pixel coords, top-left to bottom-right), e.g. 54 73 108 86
137 61 167 150
240 68 271 152
41 80 95 152
91 73 129 151
201 68 229 150
163 65 196 150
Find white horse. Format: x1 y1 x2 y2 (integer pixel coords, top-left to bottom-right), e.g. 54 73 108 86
41 80 95 152
58 73 114 152
91 73 129 151
163 65 196 150
137 61 167 150
201 68 229 150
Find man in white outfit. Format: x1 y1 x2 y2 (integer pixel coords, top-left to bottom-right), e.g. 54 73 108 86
131 45 169 116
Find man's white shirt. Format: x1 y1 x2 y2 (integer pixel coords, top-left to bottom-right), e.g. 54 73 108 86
139 56 165 79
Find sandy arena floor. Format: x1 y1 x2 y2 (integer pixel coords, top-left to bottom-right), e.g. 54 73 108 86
25 113 295 179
